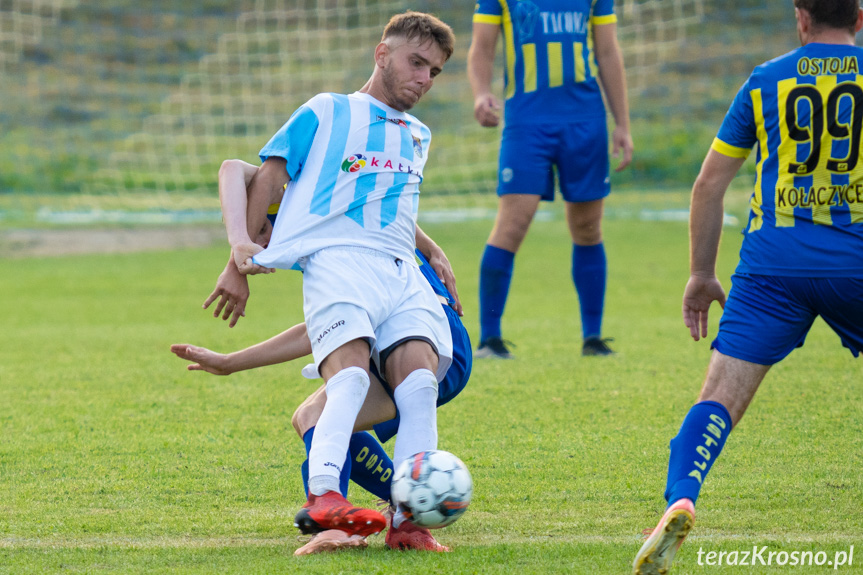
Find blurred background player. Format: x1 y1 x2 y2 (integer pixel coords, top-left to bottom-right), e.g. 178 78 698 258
215 12 456 540
468 0 633 359
633 2 863 573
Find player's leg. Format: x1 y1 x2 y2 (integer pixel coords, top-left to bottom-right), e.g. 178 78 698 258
634 352 768 575
477 194 540 359
294 249 395 537
295 338 388 537
634 273 815 575
292 378 397 500
477 124 554 359
373 267 453 550
663 353 768 510
294 304 469 552
380 338 452 552
365 304 470 551
292 380 396 556
558 119 612 356
382 339 440 468
295 331 465 552
565 199 612 355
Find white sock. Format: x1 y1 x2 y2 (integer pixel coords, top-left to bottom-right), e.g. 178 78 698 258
392 510 408 529
308 366 370 496
392 368 438 471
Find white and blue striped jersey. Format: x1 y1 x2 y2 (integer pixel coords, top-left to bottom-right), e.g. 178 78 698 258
252 91 432 271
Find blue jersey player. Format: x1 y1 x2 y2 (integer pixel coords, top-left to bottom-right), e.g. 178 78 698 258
468 0 633 359
634 2 863 573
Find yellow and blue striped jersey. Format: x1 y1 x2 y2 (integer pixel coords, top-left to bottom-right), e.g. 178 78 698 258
714 43 863 277
474 0 616 126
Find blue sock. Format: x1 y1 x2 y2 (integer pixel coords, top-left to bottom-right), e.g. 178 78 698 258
348 432 394 501
301 428 314 498
301 426 351 498
571 243 607 339
479 244 515 341
664 401 733 506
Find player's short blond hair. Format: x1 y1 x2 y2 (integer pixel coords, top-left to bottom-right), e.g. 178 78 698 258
382 11 455 61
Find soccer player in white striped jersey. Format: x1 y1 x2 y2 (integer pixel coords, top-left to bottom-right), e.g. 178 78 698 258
216 12 456 539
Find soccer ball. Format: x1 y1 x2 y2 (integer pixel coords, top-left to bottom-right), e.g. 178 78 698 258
391 450 473 529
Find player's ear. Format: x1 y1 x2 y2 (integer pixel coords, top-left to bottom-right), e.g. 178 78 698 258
374 41 389 67
855 8 863 34
795 7 810 32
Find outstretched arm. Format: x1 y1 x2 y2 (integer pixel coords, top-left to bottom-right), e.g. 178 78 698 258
171 323 311 375
683 149 746 341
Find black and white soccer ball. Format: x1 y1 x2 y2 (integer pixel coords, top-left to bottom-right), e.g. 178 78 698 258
391 450 473 529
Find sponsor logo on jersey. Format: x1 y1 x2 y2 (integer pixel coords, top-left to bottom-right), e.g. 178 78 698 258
377 114 409 129
341 154 367 173
341 152 421 176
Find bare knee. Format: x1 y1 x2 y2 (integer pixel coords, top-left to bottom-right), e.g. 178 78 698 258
383 340 439 388
291 386 327 438
488 195 540 252
567 200 604 245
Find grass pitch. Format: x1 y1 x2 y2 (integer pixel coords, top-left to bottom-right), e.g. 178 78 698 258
1 213 861 574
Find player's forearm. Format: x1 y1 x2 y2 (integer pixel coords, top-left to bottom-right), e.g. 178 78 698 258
415 225 436 258
595 41 630 131
468 54 495 99
222 323 312 373
689 150 743 277
219 160 254 248
467 25 497 98
688 151 744 276
689 185 724 278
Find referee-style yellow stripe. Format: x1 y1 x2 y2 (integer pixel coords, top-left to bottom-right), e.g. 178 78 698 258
750 89 766 232
547 42 563 88
776 78 797 228
522 43 537 93
498 0 516 99
473 13 501 24
711 138 750 159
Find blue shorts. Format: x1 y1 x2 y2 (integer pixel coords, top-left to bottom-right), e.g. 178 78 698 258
713 273 863 365
496 120 610 202
372 304 472 443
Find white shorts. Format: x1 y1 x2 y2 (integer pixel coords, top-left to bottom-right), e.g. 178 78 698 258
301 246 453 382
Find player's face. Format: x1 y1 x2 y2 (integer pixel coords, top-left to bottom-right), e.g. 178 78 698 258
379 37 446 111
